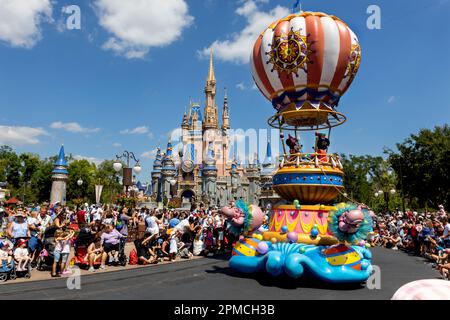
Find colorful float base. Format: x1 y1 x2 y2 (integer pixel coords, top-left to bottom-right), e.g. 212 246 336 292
231 240 373 284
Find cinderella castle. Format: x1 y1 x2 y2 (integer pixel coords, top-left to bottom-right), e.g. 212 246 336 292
150 51 279 208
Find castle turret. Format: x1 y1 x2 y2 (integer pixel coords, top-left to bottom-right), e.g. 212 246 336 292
246 153 261 205
260 140 279 208
161 141 177 202
50 145 69 205
181 112 189 130
202 142 218 206
151 148 163 202
222 88 230 131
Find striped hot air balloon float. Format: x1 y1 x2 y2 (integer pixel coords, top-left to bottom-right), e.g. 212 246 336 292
251 11 361 129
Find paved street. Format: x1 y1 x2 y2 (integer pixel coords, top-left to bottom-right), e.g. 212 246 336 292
0 248 441 300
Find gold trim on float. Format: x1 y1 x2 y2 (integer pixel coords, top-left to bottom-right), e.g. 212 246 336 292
273 204 336 211
263 232 338 246
275 167 344 174
268 109 347 131
273 183 344 188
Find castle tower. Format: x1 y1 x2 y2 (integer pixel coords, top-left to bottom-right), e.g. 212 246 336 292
222 87 230 131
203 49 218 131
151 148 163 203
260 140 279 208
181 112 189 131
230 158 242 200
202 142 218 206
246 153 261 205
50 145 69 205
161 141 177 202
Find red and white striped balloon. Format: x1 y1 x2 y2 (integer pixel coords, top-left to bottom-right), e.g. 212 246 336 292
251 12 361 112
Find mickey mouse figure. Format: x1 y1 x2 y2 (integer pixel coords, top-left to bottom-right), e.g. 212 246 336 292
315 132 330 162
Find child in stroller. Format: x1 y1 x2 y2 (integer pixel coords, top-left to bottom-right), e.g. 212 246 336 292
14 239 31 271
0 239 16 282
13 238 32 279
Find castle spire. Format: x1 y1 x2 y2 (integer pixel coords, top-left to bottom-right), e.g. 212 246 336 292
203 49 218 130
207 48 216 84
263 140 273 165
222 87 230 131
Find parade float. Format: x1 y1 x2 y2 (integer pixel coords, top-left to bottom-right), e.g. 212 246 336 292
221 8 374 284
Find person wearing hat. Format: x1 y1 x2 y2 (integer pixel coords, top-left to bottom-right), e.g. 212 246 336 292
7 209 30 244
0 241 12 268
14 238 31 271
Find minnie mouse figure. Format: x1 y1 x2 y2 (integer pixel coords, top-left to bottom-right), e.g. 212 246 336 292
286 135 302 161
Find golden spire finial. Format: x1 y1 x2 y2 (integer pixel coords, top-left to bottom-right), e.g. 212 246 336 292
208 48 216 83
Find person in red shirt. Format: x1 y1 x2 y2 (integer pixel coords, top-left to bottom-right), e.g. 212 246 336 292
76 206 87 224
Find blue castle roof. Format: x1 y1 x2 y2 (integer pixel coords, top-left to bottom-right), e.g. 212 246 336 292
52 145 68 175
263 141 273 165
54 145 68 167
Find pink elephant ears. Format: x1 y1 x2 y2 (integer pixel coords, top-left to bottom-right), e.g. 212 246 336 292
249 205 265 230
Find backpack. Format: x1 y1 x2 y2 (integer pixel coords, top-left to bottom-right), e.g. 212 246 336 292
129 249 138 265
116 220 124 231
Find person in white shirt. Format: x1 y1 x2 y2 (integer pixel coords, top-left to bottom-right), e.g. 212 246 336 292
37 208 52 234
14 239 31 271
145 211 159 236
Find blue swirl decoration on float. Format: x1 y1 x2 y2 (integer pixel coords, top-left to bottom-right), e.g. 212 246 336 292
229 241 373 283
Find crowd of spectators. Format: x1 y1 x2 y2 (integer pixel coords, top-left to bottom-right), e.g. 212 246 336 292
368 205 450 280
1 200 449 281
0 201 235 279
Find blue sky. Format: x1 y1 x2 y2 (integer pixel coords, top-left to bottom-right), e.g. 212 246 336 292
0 0 449 182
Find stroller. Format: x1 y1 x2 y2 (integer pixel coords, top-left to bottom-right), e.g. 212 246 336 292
36 227 57 271
107 238 127 267
0 238 17 282
110 238 128 267
71 228 102 269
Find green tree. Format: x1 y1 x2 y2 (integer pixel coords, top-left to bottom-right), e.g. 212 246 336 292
67 160 97 203
94 160 122 203
387 125 450 210
0 145 21 191
30 159 54 203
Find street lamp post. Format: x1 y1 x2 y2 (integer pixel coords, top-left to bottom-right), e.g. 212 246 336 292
113 151 142 197
77 178 83 199
375 188 396 213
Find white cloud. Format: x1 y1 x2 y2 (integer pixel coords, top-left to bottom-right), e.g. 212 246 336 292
236 82 246 90
141 148 159 160
50 122 101 133
73 155 104 165
199 1 289 64
0 0 53 48
94 0 194 59
0 125 48 145
120 126 149 135
388 96 398 104
112 142 122 148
